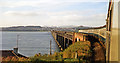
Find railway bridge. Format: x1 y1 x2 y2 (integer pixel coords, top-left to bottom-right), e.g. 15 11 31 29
51 26 106 61
51 25 106 51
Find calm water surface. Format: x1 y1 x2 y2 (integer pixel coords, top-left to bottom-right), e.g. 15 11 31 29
2 32 59 57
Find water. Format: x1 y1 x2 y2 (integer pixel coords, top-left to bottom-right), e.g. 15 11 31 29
1 32 59 57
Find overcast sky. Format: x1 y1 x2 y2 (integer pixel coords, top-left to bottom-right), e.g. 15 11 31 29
0 0 110 27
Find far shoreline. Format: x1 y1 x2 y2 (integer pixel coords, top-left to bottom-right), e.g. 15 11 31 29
0 31 51 32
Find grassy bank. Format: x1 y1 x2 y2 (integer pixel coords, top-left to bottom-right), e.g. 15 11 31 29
30 41 92 62
2 41 92 63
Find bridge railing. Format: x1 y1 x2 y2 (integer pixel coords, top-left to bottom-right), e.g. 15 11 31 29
78 28 106 38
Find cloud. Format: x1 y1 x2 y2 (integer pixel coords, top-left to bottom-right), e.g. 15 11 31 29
0 1 44 8
3 10 91 17
0 0 72 8
4 11 40 16
46 13 106 26
0 0 109 8
2 11 106 26
3 10 106 26
0 0 107 27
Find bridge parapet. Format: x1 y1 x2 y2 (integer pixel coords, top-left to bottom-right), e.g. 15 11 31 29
78 28 106 39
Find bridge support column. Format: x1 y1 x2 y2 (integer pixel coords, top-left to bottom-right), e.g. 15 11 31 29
66 39 70 47
64 37 66 49
54 33 56 40
57 35 59 42
60 36 62 46
73 32 75 43
83 34 86 41
58 35 60 44
68 39 69 45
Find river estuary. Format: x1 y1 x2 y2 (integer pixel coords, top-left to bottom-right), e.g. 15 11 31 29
1 32 59 57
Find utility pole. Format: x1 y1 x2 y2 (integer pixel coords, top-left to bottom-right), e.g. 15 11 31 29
50 40 52 55
14 35 19 54
17 35 19 48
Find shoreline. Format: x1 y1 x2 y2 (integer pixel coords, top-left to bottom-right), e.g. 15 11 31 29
0 31 50 32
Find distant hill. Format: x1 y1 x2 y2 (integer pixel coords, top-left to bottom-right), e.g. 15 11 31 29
1 26 52 31
73 26 92 30
0 25 102 32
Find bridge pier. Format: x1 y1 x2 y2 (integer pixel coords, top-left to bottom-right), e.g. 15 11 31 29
64 38 66 49
51 31 89 50
68 39 69 46
62 36 64 49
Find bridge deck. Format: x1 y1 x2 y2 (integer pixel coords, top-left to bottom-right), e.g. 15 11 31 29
54 31 74 41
